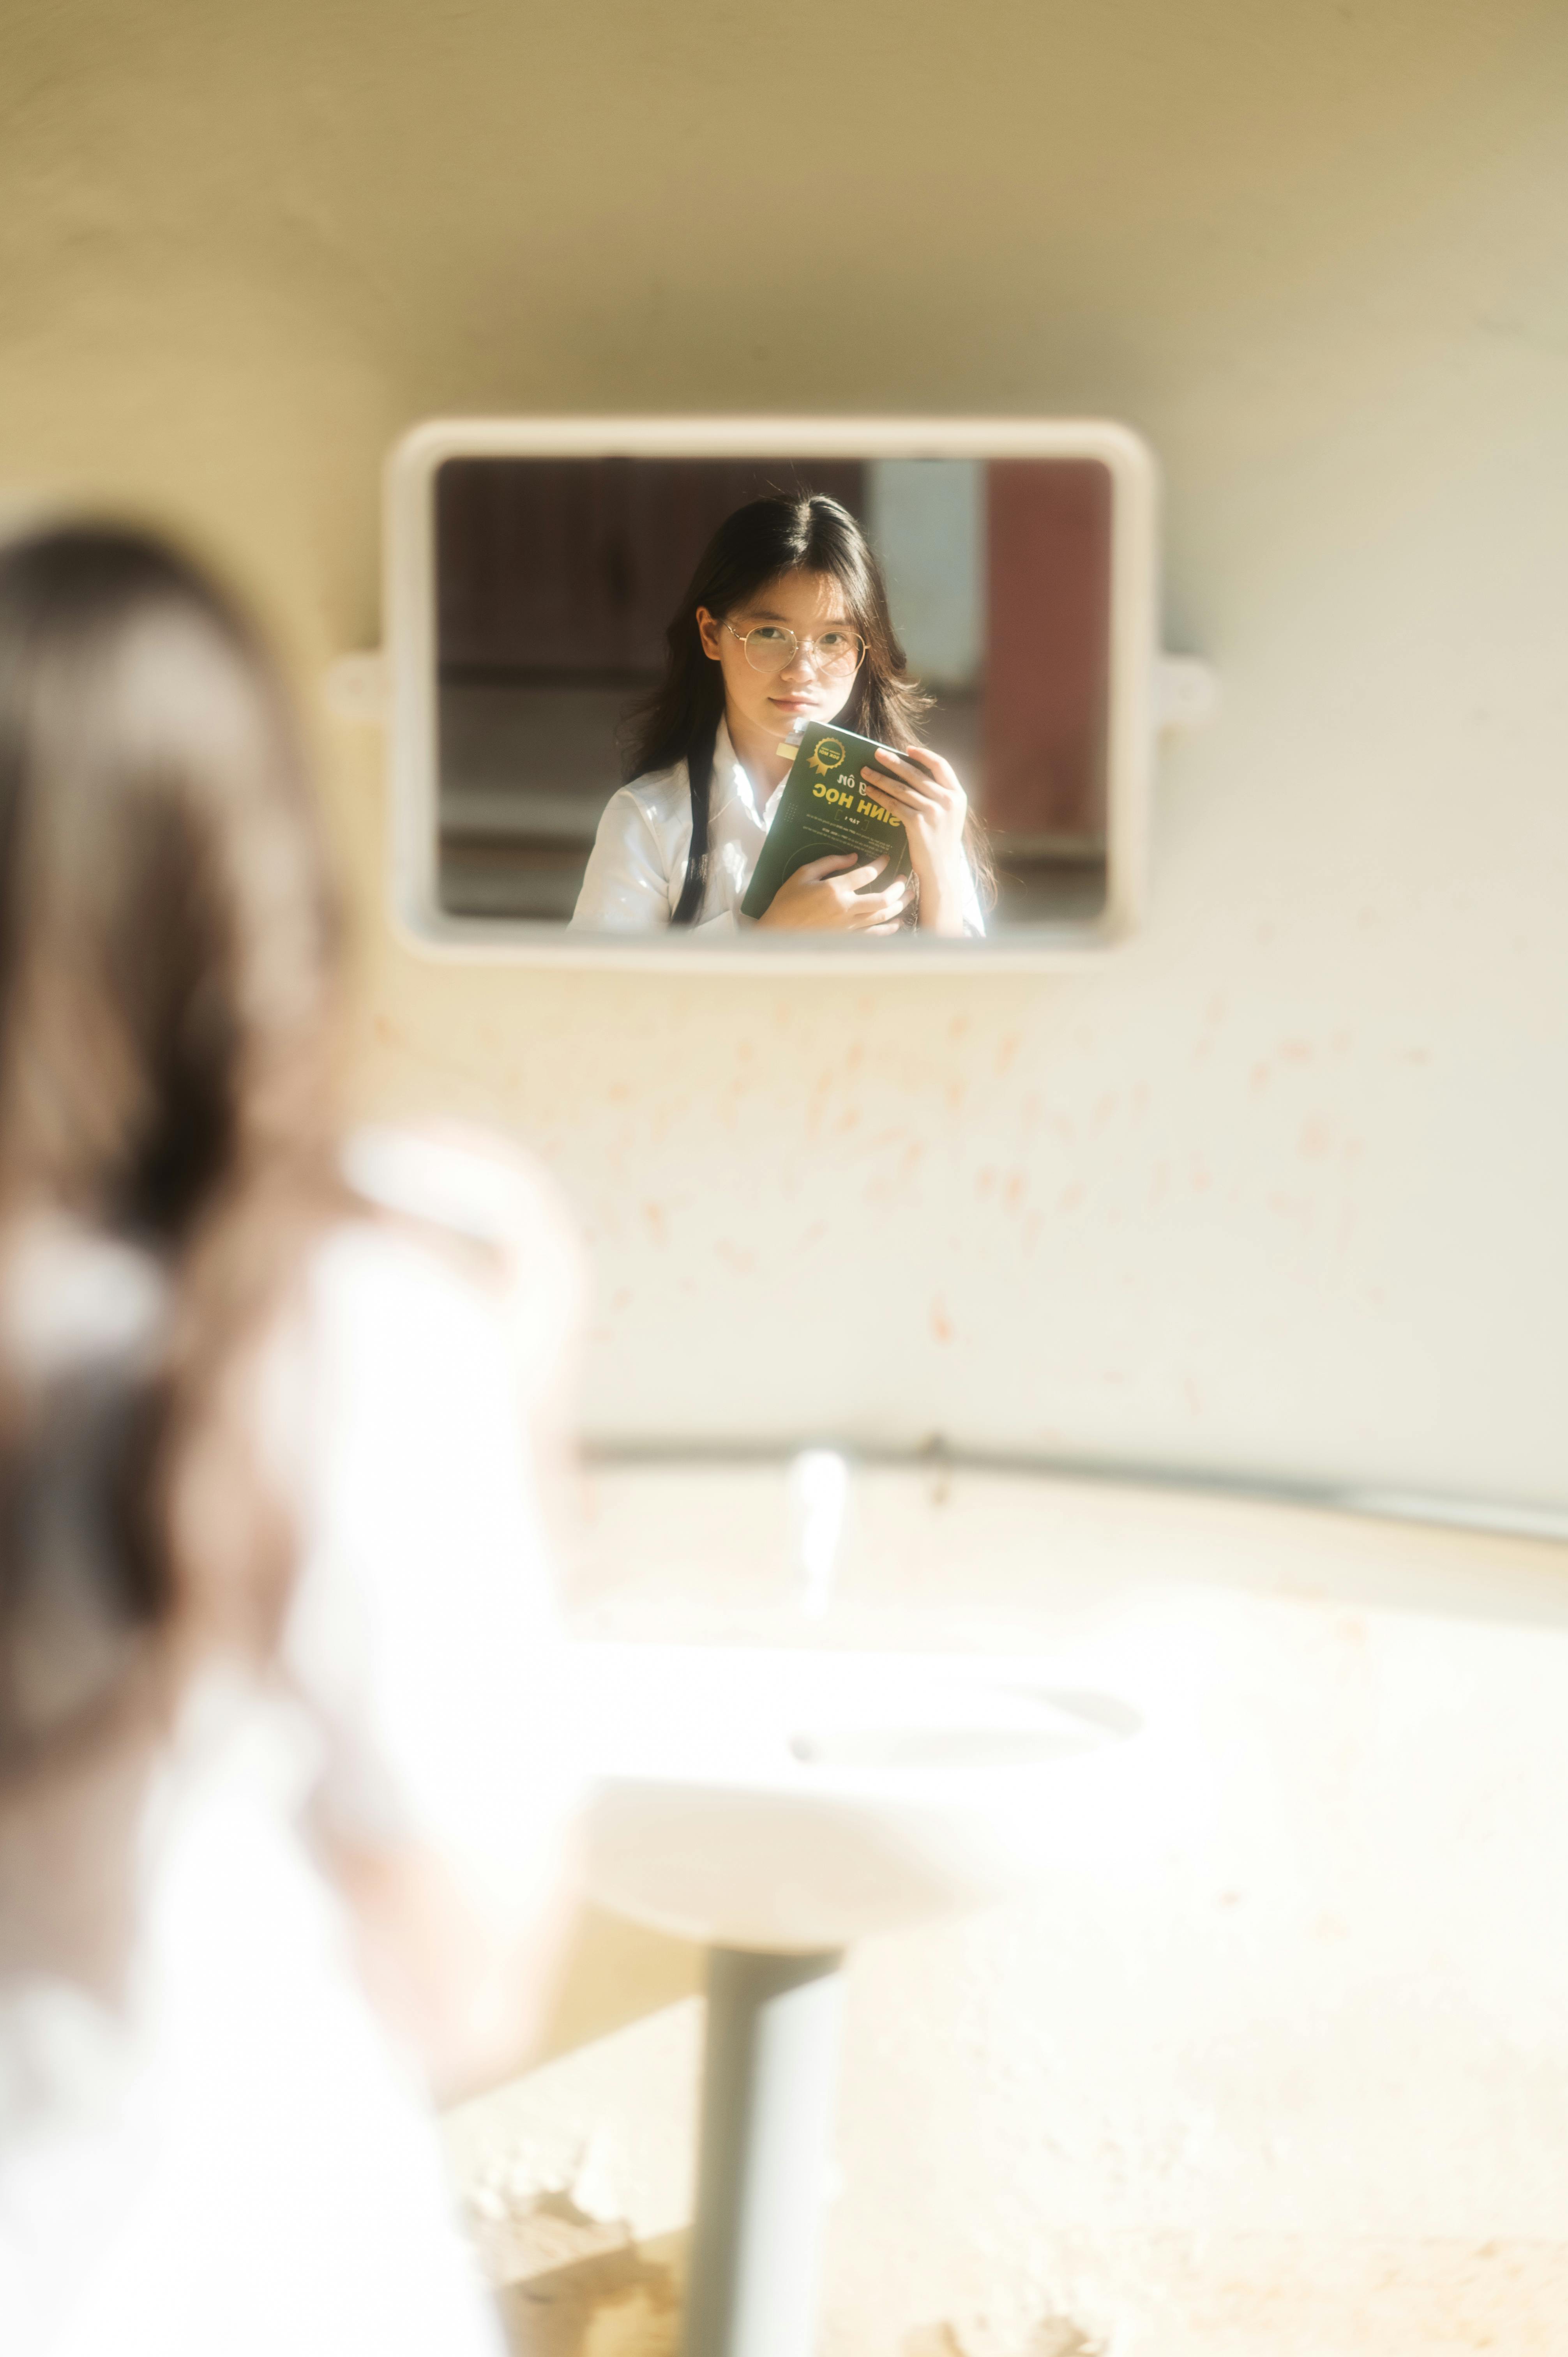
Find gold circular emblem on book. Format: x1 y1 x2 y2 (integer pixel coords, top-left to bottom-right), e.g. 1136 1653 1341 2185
809 739 846 777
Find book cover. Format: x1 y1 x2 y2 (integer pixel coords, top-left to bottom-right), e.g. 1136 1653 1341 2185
741 721 913 921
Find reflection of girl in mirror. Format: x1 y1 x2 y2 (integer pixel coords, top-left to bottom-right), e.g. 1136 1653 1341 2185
570 494 993 937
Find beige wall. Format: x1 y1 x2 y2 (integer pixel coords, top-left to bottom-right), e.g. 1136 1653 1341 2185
7 5 1568 2351
6 0 1568 1500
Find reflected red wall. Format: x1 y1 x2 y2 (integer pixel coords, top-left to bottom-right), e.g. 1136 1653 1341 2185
982 460 1112 841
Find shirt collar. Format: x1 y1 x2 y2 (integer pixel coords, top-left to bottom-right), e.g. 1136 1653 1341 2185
711 717 786 828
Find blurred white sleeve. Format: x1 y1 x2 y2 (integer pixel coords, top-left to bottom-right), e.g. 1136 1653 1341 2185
273 1133 586 1939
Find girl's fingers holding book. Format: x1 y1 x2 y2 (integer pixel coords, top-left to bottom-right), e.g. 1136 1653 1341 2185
865 760 948 802
756 853 892 930
876 750 966 806
797 850 872 882
885 744 958 784
862 770 932 812
849 883 911 926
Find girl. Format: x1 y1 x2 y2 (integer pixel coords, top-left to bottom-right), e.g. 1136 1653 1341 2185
570 492 992 938
0 525 583 2356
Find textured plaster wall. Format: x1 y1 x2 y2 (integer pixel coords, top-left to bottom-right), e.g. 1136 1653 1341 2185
5 5 1568 2352
4 0 1567 1499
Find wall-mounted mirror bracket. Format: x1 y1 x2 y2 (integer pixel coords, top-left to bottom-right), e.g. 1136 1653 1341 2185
1155 654 1218 734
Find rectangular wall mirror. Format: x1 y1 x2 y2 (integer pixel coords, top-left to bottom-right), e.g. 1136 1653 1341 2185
385 419 1158 964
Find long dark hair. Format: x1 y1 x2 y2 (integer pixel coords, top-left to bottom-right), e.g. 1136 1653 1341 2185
0 523 342 1978
623 493 991 924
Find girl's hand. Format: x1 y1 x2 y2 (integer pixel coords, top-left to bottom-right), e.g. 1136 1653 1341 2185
754 851 912 935
861 749 970 936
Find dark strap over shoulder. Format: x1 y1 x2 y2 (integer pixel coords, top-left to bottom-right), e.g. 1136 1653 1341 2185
671 714 718 926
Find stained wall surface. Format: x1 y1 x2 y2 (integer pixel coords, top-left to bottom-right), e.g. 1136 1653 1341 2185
4 0 1567 1501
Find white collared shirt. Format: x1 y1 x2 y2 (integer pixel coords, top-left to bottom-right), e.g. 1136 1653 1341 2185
569 719 985 937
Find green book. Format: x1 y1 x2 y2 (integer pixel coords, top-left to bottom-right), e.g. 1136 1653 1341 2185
741 721 913 921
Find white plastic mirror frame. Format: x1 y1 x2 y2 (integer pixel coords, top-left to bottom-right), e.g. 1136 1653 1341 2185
383 415 1161 972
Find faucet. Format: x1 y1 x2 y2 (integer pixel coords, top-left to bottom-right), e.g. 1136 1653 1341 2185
787 1449 849 1619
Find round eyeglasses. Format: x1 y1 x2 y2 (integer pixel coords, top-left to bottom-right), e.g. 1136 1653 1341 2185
726 620 867 680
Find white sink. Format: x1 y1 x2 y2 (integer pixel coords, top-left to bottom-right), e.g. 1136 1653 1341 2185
575 1643 1141 1951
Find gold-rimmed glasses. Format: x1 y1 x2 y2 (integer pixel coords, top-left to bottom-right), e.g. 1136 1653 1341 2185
726 620 867 679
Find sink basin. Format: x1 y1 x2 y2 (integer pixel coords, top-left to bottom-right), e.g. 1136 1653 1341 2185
574 1643 1141 1951
570 1633 1143 2357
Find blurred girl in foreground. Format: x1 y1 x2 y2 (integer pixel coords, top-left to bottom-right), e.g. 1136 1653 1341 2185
0 527 582 2355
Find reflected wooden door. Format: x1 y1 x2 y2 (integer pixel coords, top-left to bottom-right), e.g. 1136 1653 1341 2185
437 458 867 680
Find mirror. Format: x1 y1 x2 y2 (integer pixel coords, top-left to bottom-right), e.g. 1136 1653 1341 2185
385 421 1158 960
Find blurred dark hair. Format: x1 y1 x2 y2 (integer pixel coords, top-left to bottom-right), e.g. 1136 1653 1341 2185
623 493 993 923
0 523 341 1859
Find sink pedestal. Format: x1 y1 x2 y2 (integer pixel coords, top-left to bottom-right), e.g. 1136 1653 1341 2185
682 1948 846 2357
579 1643 1141 2357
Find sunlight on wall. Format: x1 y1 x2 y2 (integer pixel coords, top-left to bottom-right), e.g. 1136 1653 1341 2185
3 1 1566 1498
4 3 1568 2348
